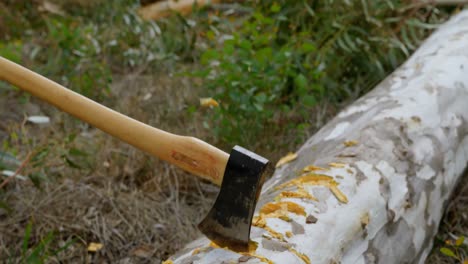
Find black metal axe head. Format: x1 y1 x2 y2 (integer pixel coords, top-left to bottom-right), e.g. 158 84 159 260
198 145 272 250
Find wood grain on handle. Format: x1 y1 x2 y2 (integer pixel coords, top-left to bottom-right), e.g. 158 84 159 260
0 57 228 185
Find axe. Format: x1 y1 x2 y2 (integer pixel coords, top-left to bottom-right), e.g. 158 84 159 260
0 56 272 250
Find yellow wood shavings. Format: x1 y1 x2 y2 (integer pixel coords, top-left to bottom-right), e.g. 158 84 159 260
275 173 349 204
87 242 103 252
302 165 329 173
208 240 273 264
275 174 335 190
276 152 297 168
200 97 219 107
329 185 348 204
329 162 346 168
253 214 288 242
285 231 293 238
288 247 311 264
252 215 267 228
161 260 174 264
279 189 318 201
208 240 258 253
264 226 286 241
343 140 358 147
192 246 212 255
260 201 306 216
209 241 221 248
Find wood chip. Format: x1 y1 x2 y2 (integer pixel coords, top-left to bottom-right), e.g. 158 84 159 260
328 162 346 168
87 242 103 252
302 165 329 173
329 185 349 204
275 152 297 168
289 247 311 264
279 189 318 201
200 97 219 107
260 201 306 216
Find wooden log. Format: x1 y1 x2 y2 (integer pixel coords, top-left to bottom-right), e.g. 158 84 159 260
138 0 220 20
166 10 468 264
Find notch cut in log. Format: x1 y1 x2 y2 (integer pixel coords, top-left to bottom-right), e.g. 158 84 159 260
166 10 468 264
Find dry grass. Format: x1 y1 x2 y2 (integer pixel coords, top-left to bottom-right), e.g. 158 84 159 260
0 72 221 262
426 170 468 264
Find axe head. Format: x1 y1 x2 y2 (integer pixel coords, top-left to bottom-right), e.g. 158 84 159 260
198 145 272 250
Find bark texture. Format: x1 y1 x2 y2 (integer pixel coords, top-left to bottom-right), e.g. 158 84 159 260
167 10 468 264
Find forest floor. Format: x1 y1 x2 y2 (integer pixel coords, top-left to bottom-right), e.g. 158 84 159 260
0 1 467 263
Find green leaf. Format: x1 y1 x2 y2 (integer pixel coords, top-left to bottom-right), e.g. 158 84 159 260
52 238 76 256
294 74 308 93
28 173 46 189
456 236 465 246
65 157 81 169
22 221 33 256
68 148 87 157
27 231 54 262
302 95 316 107
270 3 281 13
200 50 219 65
440 247 456 258
0 42 23 63
0 201 13 214
255 93 267 103
300 43 316 53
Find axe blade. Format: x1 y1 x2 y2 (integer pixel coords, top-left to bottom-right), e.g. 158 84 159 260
198 145 271 250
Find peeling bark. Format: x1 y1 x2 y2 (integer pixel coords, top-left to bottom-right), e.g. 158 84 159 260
167 10 468 264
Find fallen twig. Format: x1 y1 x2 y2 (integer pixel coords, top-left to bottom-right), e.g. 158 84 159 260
0 152 32 189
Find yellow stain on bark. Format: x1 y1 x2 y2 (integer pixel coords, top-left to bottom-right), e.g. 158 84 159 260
343 140 358 147
360 212 370 229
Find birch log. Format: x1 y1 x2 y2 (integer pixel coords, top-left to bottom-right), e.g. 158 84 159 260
166 10 468 264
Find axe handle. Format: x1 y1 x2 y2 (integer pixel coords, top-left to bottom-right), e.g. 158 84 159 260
0 57 228 185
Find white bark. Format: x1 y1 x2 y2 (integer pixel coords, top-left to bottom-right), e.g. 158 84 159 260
167 10 468 264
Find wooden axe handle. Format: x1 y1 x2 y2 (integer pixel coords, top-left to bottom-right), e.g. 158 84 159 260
0 57 228 185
